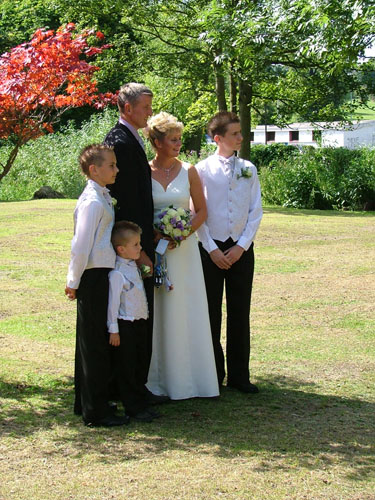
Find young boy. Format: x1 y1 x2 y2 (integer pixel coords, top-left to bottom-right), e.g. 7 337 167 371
195 112 263 393
107 221 160 422
65 144 129 427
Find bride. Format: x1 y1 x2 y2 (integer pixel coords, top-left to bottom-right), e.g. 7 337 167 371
144 112 219 400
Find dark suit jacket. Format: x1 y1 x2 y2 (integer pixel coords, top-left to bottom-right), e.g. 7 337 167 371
104 122 154 260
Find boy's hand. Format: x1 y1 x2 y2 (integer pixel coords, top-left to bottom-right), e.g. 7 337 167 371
65 286 76 300
224 245 244 265
209 249 231 270
109 333 120 346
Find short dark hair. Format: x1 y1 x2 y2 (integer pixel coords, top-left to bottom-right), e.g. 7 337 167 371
111 220 142 250
79 144 113 176
207 111 240 139
117 82 153 113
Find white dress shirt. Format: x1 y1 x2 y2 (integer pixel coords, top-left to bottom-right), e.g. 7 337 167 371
195 154 263 253
66 180 116 289
107 256 149 333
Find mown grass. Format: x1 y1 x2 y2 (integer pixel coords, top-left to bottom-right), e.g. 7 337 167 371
1 200 375 500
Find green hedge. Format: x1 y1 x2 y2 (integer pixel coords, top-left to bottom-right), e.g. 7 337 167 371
1 116 374 211
259 146 375 210
0 109 118 201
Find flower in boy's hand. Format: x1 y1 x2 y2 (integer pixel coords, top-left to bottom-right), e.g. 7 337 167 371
140 264 152 278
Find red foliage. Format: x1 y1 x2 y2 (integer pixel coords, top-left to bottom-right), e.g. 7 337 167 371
0 24 115 145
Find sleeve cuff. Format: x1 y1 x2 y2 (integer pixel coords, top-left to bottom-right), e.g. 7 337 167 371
237 236 252 251
205 239 218 253
107 322 119 334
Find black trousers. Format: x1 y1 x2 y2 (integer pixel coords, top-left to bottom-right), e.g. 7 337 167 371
74 268 112 424
199 239 255 386
111 319 149 416
142 276 154 390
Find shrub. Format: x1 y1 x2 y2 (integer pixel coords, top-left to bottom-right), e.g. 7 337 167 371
250 143 301 168
260 146 375 210
0 108 118 200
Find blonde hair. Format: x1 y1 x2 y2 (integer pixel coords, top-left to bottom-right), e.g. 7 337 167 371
145 112 183 150
79 144 114 176
111 220 142 251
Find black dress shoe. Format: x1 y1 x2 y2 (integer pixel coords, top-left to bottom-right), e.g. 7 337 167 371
146 407 162 418
132 410 154 422
108 401 118 414
86 414 130 427
227 382 259 394
148 393 170 405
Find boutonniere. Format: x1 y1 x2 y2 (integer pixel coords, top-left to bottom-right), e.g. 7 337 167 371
111 197 118 207
140 264 152 278
237 167 253 180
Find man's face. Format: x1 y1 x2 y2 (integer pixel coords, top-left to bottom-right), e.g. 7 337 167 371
217 122 243 152
125 94 153 130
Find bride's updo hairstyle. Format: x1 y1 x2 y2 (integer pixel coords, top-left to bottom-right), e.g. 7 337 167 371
145 112 183 150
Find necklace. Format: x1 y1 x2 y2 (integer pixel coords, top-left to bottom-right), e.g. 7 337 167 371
153 160 177 180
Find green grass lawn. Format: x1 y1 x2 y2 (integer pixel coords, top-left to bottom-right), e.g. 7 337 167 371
352 100 375 120
1 200 375 500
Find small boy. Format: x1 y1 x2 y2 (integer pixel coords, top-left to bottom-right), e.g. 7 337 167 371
65 144 129 427
195 112 263 393
107 221 160 422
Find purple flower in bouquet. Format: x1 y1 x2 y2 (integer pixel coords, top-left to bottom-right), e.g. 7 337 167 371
155 205 192 245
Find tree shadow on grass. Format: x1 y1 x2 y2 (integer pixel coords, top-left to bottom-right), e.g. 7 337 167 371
1 374 374 480
263 207 375 217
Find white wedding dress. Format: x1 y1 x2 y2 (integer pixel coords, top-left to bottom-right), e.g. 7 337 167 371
147 163 219 400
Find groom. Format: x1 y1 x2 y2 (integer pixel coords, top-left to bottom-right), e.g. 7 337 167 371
196 111 263 394
104 82 168 404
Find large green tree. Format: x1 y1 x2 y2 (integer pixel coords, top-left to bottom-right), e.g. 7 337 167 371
2 0 375 158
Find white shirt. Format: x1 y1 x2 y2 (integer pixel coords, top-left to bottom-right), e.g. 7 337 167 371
107 256 149 332
66 180 116 289
195 154 263 253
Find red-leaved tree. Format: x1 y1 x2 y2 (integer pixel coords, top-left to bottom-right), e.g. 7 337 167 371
0 23 116 182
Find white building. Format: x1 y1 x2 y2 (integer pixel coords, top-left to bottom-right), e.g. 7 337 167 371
251 120 375 149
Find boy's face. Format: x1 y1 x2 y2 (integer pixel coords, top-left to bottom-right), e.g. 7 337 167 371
92 151 119 187
120 234 142 260
215 122 243 154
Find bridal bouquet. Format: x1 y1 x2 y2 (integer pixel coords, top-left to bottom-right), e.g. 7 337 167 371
155 205 192 245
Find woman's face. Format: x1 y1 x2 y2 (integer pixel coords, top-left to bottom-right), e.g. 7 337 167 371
157 130 182 158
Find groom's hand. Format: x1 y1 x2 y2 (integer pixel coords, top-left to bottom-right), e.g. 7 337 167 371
137 250 154 274
224 245 244 265
210 249 231 270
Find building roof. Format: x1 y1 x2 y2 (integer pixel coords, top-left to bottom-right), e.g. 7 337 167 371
254 120 375 132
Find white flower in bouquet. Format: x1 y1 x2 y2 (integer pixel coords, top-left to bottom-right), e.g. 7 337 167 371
155 205 193 245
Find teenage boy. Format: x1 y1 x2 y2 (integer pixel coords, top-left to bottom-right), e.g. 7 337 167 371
65 144 129 427
107 221 160 422
196 112 263 393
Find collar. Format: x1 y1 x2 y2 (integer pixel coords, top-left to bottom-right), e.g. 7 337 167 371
87 179 111 196
216 153 236 164
116 256 137 267
119 117 144 146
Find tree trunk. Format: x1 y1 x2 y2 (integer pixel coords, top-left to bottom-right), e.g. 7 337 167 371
0 141 21 182
238 79 252 160
184 131 202 155
229 62 237 113
214 60 227 111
